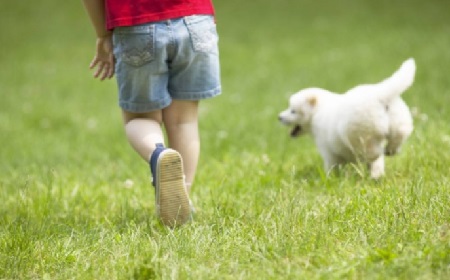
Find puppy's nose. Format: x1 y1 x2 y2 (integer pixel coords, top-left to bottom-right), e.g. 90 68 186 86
278 115 282 121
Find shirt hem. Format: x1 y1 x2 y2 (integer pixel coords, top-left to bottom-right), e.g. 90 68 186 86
107 7 215 30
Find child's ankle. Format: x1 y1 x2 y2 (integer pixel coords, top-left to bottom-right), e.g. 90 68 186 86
185 182 192 193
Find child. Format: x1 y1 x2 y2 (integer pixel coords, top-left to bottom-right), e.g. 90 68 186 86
82 0 221 227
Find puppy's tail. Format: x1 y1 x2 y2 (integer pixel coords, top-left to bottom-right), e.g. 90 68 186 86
376 58 416 104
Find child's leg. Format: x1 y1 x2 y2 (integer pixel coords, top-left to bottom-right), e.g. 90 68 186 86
122 110 164 161
163 100 200 193
122 109 191 226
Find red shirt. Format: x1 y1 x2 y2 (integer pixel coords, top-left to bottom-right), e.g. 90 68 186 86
105 0 215 30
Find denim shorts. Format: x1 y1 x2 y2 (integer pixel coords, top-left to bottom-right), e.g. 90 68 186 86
112 15 222 112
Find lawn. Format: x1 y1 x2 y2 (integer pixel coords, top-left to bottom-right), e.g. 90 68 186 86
1 0 449 279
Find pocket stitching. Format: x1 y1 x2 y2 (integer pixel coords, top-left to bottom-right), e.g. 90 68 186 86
115 25 155 67
186 16 218 54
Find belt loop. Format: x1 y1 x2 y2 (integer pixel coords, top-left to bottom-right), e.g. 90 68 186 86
184 15 191 25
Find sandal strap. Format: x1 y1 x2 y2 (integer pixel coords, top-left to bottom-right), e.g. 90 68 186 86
149 143 166 187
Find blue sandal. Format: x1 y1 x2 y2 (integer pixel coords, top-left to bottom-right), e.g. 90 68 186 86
149 143 190 227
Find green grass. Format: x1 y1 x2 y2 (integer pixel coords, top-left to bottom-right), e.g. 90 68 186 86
1 0 450 279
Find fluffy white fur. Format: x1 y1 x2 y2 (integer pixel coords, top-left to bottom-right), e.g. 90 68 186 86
279 59 415 178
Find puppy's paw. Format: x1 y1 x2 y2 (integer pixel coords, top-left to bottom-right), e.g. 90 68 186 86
370 168 385 179
369 157 385 179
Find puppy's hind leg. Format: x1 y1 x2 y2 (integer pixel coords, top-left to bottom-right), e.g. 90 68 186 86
385 99 413 156
369 155 385 179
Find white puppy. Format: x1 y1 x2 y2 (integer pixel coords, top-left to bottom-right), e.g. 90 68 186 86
279 59 415 178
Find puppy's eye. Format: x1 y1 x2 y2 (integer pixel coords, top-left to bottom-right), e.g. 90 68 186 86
291 109 296 114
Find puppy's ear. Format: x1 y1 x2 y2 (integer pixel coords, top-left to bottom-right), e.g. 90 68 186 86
308 96 317 107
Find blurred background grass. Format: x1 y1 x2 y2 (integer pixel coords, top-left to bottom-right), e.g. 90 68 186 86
1 0 449 162
0 0 449 191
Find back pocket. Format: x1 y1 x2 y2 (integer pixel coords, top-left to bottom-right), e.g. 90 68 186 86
185 15 219 54
113 25 155 67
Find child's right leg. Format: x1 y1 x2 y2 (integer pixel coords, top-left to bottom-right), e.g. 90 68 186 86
162 100 200 194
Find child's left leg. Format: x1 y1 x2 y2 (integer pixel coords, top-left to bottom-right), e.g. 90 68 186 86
122 110 191 227
122 110 164 161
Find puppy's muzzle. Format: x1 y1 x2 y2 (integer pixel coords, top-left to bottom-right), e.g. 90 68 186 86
278 116 302 137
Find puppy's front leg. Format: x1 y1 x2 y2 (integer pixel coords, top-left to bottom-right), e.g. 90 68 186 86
323 153 340 176
369 155 385 179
